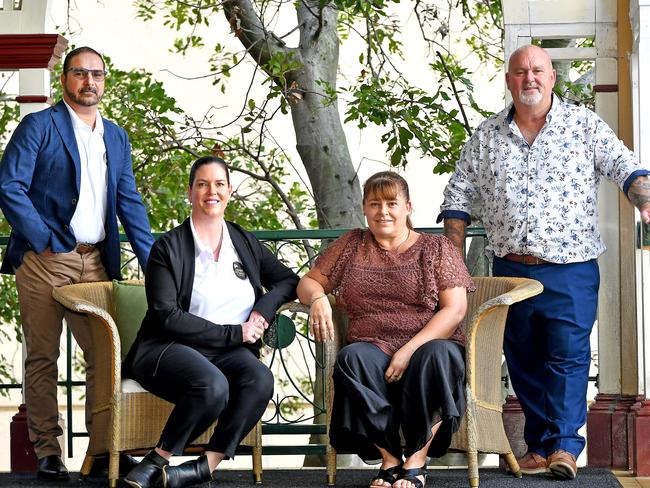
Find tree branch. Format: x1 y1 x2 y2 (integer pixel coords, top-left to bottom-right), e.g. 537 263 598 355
222 0 292 69
159 38 262 81
172 0 226 9
435 51 472 135
239 138 306 232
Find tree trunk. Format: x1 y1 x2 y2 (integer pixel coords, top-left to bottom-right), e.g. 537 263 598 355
222 0 364 467
291 2 362 465
223 0 364 230
289 2 364 230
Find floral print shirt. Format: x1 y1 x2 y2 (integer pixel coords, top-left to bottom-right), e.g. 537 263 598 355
438 97 649 263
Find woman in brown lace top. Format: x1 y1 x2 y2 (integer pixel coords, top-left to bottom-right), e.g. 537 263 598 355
297 172 475 488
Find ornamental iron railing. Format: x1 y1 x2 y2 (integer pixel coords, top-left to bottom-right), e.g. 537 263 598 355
0 227 490 459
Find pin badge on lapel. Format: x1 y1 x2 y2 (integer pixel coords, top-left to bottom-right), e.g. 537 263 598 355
233 261 247 280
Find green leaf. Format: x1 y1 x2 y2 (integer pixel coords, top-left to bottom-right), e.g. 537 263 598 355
390 147 403 166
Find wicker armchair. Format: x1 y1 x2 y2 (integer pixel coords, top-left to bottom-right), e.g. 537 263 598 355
448 276 543 487
52 280 262 488
277 297 343 485
300 276 543 488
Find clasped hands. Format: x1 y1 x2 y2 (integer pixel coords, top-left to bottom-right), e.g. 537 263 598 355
241 310 268 344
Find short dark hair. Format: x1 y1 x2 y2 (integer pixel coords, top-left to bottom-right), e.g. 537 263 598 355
189 156 230 187
63 46 106 73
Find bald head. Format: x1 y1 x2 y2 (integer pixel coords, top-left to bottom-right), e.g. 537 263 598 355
508 45 553 72
506 44 556 111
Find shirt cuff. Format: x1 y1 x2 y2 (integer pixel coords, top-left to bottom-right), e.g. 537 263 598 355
436 210 471 225
623 170 650 196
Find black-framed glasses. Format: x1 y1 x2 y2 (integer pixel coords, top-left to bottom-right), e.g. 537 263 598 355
65 68 108 81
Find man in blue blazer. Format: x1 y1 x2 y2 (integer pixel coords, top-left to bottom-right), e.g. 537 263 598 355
0 46 154 480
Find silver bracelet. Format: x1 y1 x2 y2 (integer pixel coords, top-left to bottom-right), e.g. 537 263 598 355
310 294 327 306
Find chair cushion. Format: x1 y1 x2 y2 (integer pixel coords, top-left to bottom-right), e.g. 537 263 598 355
112 280 148 361
121 378 148 393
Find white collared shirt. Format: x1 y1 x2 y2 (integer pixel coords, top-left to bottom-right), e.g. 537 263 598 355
65 100 108 244
189 218 256 325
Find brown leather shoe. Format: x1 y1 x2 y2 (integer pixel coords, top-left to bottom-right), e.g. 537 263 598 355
516 452 548 475
548 449 577 480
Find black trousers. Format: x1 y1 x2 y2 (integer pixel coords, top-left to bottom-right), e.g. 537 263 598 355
131 344 273 458
330 340 466 462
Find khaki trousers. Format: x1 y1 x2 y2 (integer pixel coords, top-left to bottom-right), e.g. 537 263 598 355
15 249 109 459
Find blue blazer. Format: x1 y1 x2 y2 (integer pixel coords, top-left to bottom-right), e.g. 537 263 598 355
0 100 154 279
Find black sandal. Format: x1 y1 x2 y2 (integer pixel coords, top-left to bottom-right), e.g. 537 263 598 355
369 464 402 487
397 465 428 488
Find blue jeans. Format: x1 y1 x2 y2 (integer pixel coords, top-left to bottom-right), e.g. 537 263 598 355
493 257 599 458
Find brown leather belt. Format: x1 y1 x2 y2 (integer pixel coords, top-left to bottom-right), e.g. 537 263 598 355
75 243 97 255
503 253 550 265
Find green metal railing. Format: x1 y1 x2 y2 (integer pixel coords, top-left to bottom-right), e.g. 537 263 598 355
0 227 490 458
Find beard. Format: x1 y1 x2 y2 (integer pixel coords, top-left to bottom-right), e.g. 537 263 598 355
64 86 102 107
518 87 543 106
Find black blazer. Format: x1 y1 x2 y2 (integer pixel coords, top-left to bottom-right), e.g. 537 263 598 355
123 218 299 377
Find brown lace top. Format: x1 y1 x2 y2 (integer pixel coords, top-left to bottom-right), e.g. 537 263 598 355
315 229 475 355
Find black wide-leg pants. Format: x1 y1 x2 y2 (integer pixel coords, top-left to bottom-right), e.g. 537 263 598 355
132 344 273 458
330 340 465 462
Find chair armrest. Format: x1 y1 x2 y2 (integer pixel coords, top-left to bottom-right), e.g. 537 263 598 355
52 283 122 403
466 278 543 336
471 278 544 317
277 300 310 314
278 296 345 349
277 298 344 427
465 278 543 407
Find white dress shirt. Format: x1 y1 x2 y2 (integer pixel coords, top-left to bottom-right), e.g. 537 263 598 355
65 101 108 244
189 218 256 325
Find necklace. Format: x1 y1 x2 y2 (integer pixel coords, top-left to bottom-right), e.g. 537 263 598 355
396 228 411 252
378 228 411 253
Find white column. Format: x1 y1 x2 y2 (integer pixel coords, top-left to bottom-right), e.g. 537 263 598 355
596 1 622 395
18 68 52 118
631 0 650 396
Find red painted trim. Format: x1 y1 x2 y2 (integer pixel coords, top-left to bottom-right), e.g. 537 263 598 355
587 394 648 470
587 393 619 467
613 396 637 469
15 95 51 104
0 34 68 70
629 396 650 476
593 84 618 93
10 404 37 472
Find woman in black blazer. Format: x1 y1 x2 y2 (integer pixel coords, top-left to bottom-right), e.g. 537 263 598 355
123 156 299 488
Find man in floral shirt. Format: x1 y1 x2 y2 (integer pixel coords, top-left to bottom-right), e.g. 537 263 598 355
438 44 650 480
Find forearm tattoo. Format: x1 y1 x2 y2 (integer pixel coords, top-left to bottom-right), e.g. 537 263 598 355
443 218 466 254
629 176 650 210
